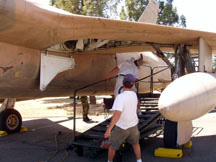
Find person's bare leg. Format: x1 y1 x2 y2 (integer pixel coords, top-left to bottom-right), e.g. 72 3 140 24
108 146 116 161
132 144 141 160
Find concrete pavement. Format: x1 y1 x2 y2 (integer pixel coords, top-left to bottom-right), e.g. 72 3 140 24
1 111 216 162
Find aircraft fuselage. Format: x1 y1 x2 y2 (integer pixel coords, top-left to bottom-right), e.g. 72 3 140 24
0 42 171 99
0 42 116 98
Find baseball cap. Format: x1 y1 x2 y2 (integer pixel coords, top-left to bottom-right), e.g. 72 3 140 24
123 74 135 84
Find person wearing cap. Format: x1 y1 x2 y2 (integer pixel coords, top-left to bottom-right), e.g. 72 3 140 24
106 54 144 97
104 74 142 162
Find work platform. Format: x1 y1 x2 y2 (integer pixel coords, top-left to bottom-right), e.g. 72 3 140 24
71 93 164 158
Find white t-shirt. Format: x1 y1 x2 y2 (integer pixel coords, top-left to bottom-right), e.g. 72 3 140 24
118 61 139 79
112 91 138 129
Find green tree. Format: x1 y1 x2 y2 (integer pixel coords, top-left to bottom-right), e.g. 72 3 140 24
51 0 120 17
121 0 186 27
52 0 186 27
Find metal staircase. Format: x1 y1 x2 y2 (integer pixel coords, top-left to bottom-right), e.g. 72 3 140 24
71 93 164 158
138 93 164 139
70 66 169 158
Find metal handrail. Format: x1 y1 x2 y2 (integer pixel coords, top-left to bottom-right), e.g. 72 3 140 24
139 65 171 93
152 65 171 90
72 66 171 140
73 75 117 140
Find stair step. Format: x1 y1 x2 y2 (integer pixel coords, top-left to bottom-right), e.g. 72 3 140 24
141 101 158 103
141 103 158 105
82 131 104 139
141 105 158 108
92 126 107 132
141 107 159 111
138 93 160 98
140 98 159 100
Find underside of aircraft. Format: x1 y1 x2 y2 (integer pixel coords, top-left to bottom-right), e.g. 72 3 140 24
0 0 216 150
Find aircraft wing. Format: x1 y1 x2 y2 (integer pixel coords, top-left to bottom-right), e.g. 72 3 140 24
1 0 216 53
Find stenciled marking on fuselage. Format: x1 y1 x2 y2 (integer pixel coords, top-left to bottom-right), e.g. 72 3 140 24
0 66 13 73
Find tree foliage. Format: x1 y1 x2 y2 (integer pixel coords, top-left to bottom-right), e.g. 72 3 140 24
121 0 186 27
51 0 120 17
51 0 186 27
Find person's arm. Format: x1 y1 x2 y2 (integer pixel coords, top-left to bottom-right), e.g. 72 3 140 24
104 110 121 138
105 66 119 80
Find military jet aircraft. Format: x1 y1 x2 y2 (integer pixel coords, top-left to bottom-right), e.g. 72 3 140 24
0 0 216 143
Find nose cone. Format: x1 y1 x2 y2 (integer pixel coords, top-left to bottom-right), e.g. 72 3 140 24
159 72 216 122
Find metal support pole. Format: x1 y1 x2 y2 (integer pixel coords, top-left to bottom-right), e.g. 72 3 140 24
73 90 77 141
141 65 153 94
175 45 185 77
150 68 153 94
0 98 16 113
150 43 175 72
183 45 195 73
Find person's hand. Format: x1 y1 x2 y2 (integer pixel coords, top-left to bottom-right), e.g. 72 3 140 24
105 76 109 80
104 128 111 138
105 74 111 80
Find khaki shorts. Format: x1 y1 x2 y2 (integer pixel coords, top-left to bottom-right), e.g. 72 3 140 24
110 125 140 150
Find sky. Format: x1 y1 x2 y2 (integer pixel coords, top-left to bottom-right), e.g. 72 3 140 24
173 0 216 33
43 0 216 33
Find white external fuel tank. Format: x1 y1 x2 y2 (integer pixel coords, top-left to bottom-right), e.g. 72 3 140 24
158 72 216 122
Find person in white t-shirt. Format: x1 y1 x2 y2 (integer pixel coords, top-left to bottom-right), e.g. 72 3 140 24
106 55 145 97
104 74 142 162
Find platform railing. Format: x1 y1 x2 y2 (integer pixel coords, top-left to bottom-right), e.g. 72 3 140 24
151 66 171 92
139 65 171 93
73 66 171 140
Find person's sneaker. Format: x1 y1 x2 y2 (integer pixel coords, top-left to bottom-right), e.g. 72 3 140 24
83 117 91 122
86 116 91 120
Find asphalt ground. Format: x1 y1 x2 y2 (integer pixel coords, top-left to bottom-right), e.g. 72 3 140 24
1 99 216 162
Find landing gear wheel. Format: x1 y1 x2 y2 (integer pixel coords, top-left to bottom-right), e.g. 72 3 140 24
0 109 22 133
163 120 177 148
75 145 84 156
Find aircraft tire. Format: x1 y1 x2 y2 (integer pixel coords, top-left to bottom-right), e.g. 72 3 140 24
0 109 22 133
75 145 84 156
163 120 177 148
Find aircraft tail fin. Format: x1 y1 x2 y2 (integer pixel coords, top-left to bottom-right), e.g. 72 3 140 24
138 0 160 24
